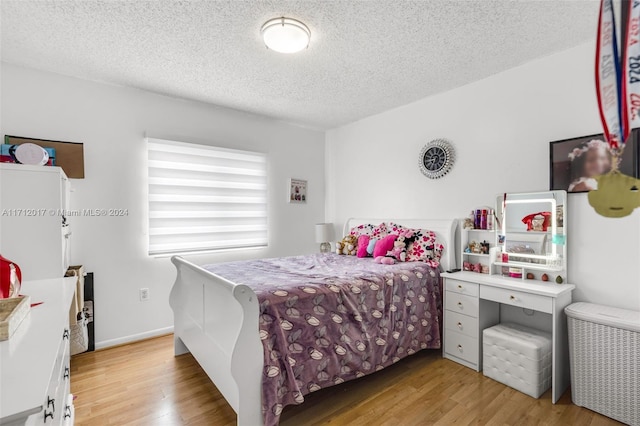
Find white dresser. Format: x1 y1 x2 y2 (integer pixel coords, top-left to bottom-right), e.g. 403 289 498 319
0 163 72 282
442 271 575 403
443 277 499 370
0 277 76 425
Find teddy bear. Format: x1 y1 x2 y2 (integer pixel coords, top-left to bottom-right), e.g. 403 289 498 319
463 217 475 230
336 235 357 256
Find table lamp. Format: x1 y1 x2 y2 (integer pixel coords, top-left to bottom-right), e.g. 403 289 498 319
315 223 333 253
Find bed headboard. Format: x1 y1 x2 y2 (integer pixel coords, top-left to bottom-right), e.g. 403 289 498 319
343 218 458 272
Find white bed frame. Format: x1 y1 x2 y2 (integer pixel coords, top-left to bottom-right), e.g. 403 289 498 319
169 218 457 425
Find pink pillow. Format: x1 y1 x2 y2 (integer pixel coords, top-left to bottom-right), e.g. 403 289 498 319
373 234 397 258
357 235 370 258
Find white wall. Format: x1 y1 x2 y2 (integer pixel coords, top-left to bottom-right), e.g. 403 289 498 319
1 64 326 347
326 42 640 311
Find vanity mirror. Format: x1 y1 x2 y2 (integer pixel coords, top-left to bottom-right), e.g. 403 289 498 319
494 190 567 280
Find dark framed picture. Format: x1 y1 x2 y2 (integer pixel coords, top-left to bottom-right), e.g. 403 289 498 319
549 131 638 193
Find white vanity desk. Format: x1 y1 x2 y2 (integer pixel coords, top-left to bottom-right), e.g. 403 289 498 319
441 271 575 404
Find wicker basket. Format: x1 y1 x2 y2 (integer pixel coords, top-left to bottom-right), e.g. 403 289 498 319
0 295 31 341
566 303 640 426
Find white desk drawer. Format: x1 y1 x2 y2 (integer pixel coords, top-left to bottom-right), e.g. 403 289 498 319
445 292 479 317
480 286 552 314
445 310 478 339
445 329 479 366
446 279 479 297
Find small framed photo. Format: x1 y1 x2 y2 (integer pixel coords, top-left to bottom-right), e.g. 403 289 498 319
549 132 638 193
289 178 307 203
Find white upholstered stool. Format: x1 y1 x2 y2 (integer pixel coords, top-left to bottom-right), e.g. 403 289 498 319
482 323 552 398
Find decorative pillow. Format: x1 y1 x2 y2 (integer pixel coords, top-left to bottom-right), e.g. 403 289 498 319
405 229 444 268
386 222 406 235
371 223 389 239
349 223 375 238
367 238 378 256
373 234 397 258
357 235 370 258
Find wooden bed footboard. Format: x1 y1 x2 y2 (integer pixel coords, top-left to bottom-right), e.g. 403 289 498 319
169 256 264 425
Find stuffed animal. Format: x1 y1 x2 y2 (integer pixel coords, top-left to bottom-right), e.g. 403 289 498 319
463 217 475 230
387 229 414 262
387 243 406 262
336 235 357 256
375 256 395 265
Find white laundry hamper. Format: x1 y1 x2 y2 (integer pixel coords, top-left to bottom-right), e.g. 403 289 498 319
565 302 640 426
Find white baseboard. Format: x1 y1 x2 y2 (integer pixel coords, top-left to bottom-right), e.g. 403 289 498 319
95 326 174 350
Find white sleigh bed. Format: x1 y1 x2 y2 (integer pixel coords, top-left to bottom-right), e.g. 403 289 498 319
169 218 457 425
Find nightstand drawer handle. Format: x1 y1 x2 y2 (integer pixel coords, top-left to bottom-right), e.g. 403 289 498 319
457 302 463 309
63 366 70 379
44 410 54 422
62 328 70 340
47 396 55 411
509 295 517 301
64 406 72 419
457 322 463 329
457 284 463 289
457 344 463 352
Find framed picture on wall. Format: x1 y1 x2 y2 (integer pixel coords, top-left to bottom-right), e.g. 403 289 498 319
289 178 307 203
549 131 638 193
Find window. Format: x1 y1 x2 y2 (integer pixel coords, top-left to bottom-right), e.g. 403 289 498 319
147 138 267 256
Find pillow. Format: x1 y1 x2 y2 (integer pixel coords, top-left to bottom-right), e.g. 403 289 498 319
405 229 439 263
349 223 375 238
367 238 378 256
371 223 389 239
373 234 397 258
357 235 370 258
350 222 388 239
387 222 406 235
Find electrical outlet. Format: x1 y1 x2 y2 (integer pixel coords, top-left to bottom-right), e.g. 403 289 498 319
139 288 150 302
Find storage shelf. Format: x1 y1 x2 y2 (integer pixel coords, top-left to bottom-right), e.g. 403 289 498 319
504 228 564 235
493 261 563 272
505 229 550 235
463 252 490 258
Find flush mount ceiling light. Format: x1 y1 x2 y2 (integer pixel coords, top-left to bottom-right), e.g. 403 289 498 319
261 17 310 54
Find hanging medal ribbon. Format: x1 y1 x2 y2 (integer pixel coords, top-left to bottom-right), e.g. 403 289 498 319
624 0 640 131
591 0 640 219
596 0 625 152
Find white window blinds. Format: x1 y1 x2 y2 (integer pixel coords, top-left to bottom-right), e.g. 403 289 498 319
147 138 268 256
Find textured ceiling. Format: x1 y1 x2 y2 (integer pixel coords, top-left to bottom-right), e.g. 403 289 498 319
1 0 598 130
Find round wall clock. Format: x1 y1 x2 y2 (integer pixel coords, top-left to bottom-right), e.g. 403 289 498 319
418 139 455 179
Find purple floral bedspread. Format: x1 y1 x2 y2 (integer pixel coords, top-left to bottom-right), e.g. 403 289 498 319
204 253 442 426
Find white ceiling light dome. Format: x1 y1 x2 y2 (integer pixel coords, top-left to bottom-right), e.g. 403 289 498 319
261 17 310 54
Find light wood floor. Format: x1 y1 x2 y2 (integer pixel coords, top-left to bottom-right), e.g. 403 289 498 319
71 334 621 426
